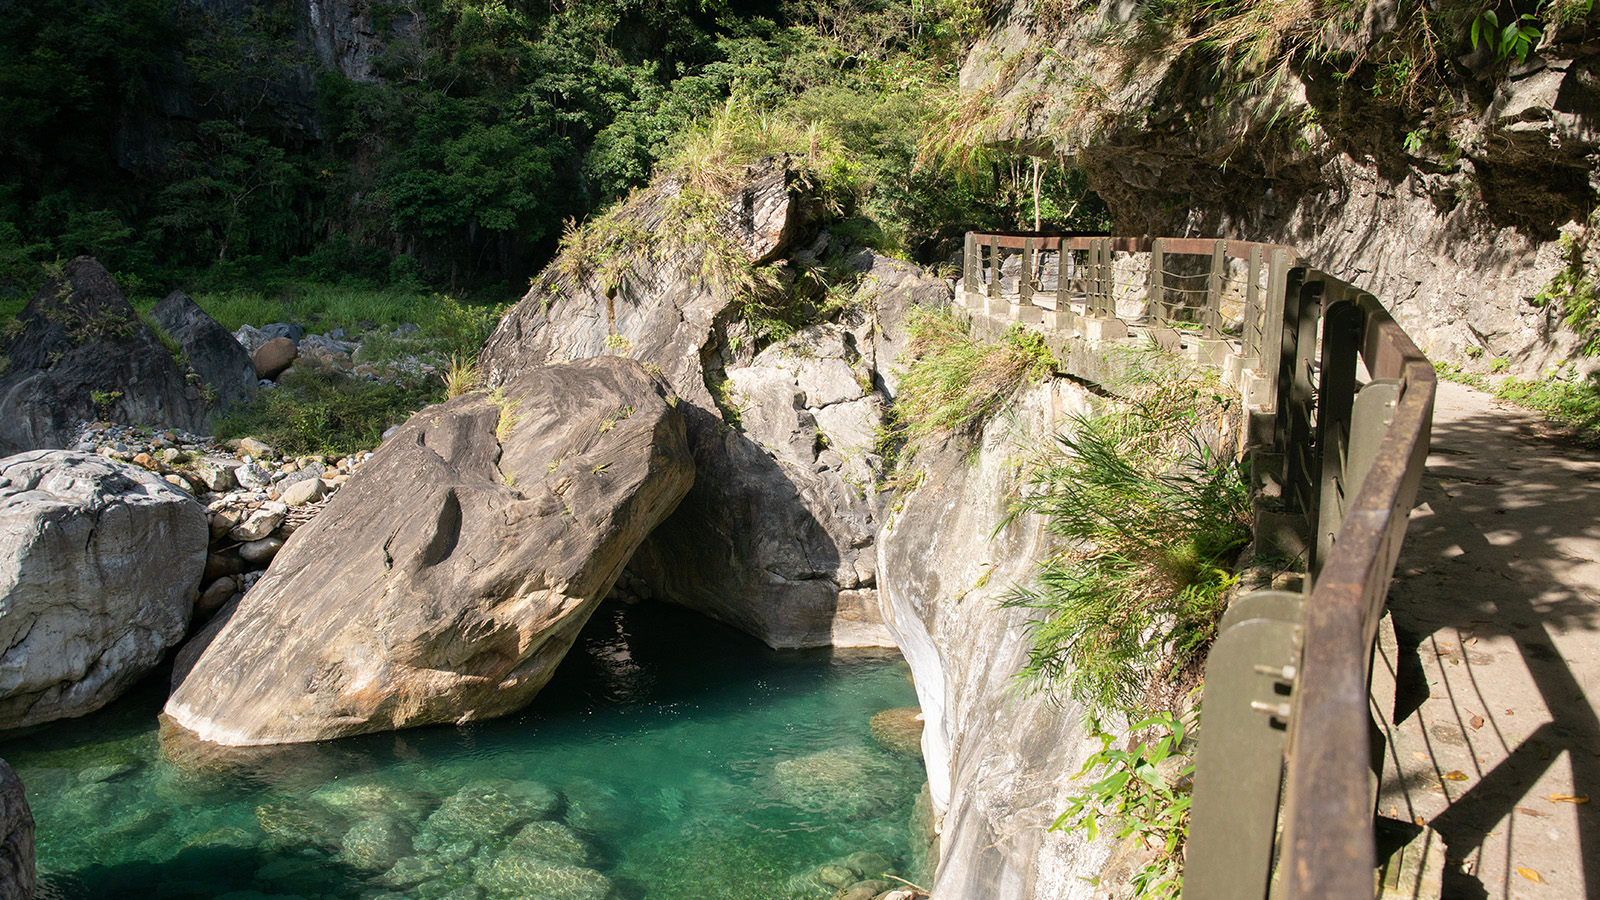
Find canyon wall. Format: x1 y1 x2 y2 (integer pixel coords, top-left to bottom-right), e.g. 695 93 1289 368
878 378 1116 899
961 1 1600 375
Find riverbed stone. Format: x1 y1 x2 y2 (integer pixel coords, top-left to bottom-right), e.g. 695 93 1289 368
772 746 904 820
475 857 613 900
278 477 324 507
340 815 415 872
252 338 298 380
868 708 924 758
0 760 33 900
0 451 207 728
227 503 286 541
239 536 284 565
194 458 237 492
501 820 591 868
423 781 562 844
149 289 258 417
164 358 694 745
235 461 272 491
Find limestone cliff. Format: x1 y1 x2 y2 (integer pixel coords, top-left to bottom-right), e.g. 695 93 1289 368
482 158 949 650
959 1 1600 374
878 378 1115 899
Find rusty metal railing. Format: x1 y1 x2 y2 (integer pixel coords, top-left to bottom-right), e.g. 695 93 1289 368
959 233 1436 900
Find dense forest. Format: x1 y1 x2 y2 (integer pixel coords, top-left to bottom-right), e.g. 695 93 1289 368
0 0 1108 300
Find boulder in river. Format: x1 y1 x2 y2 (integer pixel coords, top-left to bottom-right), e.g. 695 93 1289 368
0 759 33 900
0 450 208 728
0 257 208 454
164 356 694 745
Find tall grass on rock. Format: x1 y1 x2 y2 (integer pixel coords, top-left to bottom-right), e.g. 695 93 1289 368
892 306 1057 454
1002 369 1251 717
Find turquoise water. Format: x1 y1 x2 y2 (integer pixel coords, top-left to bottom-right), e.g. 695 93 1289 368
1 602 927 900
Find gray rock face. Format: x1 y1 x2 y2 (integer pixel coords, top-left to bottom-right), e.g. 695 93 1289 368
878 379 1112 900
148 290 257 417
164 357 694 745
0 451 208 728
0 258 208 455
960 2 1600 374
482 161 949 649
0 760 31 900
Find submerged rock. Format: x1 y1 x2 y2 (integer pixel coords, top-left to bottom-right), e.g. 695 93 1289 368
475 856 614 900
772 745 905 820
869 707 924 758
164 357 694 745
340 815 415 872
0 450 207 728
423 780 563 844
0 760 33 900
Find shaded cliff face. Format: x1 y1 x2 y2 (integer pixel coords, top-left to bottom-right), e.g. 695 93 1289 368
878 377 1114 899
960 2 1600 374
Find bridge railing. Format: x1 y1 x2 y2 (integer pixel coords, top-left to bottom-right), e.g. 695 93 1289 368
959 232 1436 900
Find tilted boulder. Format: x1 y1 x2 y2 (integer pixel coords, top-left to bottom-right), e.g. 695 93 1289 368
0 258 207 454
0 760 31 900
164 356 694 745
0 451 208 728
482 166 948 648
148 290 257 415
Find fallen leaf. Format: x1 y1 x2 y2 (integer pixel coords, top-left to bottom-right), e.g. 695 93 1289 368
1515 807 1550 818
1414 816 1426 826
1516 867 1544 883
1505 709 1516 715
1547 794 1590 804
1442 770 1470 781
1470 714 1485 730
1413 751 1431 762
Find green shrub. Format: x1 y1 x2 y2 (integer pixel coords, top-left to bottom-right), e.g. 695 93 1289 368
1001 373 1250 716
1054 710 1194 900
214 369 440 457
1533 232 1600 357
891 306 1056 454
1496 371 1600 447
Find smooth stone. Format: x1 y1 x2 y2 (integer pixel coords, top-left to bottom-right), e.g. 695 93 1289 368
227 505 286 542
252 338 298 381
238 438 274 459
197 577 237 619
278 478 324 507
239 537 284 565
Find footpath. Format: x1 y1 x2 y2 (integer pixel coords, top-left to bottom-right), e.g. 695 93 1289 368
1375 379 1600 899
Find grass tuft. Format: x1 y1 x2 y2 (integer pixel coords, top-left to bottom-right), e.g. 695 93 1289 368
1001 369 1251 717
891 306 1056 456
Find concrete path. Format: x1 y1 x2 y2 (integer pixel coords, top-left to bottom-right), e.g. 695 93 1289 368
1376 379 1600 899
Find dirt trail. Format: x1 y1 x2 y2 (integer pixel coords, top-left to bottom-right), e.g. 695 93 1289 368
1376 379 1600 899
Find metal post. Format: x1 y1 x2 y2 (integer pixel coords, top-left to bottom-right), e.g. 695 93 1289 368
1148 237 1165 323
1186 589 1304 900
979 235 992 297
1020 237 1035 307
963 232 976 295
1243 245 1263 358
1206 239 1227 339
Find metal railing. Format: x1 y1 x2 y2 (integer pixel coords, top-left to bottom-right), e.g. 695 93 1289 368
959 232 1437 900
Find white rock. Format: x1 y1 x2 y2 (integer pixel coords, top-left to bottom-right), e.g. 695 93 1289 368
0 451 207 727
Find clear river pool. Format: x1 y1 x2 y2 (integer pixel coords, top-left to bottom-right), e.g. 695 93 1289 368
1 601 928 900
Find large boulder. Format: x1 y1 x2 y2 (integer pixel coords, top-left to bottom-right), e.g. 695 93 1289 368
164 356 694 745
148 290 257 415
482 160 949 649
0 760 31 900
0 258 208 454
0 450 208 728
